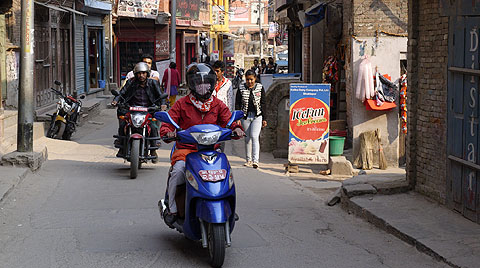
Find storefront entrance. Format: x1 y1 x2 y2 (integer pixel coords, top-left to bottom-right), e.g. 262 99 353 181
88 28 104 89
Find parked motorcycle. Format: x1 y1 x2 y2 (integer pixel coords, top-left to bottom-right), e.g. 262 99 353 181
111 90 167 179
232 66 245 91
154 110 244 268
46 80 85 140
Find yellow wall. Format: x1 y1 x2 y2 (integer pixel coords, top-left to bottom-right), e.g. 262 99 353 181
209 0 230 59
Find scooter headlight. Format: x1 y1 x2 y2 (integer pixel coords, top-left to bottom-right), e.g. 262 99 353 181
185 170 199 190
131 113 146 128
190 131 222 145
229 172 234 189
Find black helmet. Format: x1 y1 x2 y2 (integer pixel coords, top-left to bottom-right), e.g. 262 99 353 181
133 62 150 77
187 63 216 101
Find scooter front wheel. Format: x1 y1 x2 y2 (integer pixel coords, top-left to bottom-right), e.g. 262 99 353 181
208 223 226 268
130 139 140 179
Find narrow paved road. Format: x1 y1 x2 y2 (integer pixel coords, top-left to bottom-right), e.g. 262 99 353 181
0 109 447 267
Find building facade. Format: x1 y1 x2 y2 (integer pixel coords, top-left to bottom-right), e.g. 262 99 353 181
408 0 480 224
229 0 269 69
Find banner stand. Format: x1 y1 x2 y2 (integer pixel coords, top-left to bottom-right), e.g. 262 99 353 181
287 83 331 173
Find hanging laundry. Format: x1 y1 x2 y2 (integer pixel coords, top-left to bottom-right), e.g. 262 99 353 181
400 73 407 134
322 56 339 84
375 72 397 103
355 56 375 102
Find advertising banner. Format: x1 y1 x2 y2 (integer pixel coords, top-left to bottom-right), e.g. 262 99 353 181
117 0 160 19
176 0 200 20
288 84 330 164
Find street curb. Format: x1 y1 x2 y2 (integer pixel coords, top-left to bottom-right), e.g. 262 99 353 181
0 167 30 204
341 196 459 268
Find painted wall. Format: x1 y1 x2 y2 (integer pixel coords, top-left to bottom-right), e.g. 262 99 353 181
351 36 407 167
5 50 18 108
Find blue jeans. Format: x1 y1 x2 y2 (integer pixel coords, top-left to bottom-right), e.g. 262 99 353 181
242 112 263 163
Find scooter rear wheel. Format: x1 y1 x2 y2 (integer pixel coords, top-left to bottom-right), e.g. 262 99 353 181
208 223 226 268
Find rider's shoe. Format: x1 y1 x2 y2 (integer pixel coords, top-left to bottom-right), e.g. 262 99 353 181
164 212 177 228
150 150 158 163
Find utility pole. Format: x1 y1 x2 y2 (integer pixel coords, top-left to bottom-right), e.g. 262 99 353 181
18 0 34 152
258 0 263 60
170 0 176 63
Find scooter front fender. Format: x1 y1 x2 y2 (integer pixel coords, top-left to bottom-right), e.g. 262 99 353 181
195 199 232 223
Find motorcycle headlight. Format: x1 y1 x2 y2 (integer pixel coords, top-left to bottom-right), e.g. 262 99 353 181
131 113 146 128
63 103 72 113
190 131 222 145
185 170 199 190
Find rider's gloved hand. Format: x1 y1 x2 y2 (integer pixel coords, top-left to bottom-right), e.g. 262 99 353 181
166 131 176 138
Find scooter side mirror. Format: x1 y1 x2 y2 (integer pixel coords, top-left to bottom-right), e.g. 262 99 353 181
54 80 62 86
110 89 119 96
226 111 244 128
154 111 181 130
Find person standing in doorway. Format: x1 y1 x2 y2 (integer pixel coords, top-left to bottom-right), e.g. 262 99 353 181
186 57 198 73
162 62 181 107
235 69 267 169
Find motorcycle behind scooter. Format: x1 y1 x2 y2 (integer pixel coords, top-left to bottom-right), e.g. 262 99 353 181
154 110 244 268
46 80 85 140
111 90 167 179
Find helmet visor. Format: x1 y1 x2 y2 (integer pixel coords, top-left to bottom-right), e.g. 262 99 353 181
187 73 216 95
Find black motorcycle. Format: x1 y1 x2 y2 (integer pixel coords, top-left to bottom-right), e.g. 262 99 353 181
111 89 168 179
46 81 85 140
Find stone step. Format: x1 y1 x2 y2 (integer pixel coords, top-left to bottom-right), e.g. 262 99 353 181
1 110 18 129
1 122 45 153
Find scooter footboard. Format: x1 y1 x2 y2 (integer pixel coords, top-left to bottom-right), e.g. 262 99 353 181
195 199 232 223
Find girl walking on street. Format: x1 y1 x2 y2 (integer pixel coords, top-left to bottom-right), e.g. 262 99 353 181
162 62 181 107
235 69 267 169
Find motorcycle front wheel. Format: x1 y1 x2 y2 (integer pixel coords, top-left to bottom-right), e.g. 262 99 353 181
130 139 140 179
208 223 226 268
62 122 75 140
47 121 65 139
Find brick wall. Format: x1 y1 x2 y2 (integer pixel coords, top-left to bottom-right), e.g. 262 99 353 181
353 0 408 36
303 29 310 82
343 0 353 137
407 0 448 203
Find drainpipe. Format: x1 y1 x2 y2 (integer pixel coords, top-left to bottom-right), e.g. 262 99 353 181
170 0 176 62
258 0 263 59
18 0 34 152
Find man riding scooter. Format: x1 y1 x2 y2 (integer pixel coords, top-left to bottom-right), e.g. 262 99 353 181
160 63 244 226
111 62 165 162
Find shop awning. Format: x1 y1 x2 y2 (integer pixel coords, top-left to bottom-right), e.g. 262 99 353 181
83 0 112 14
61 6 88 16
34 1 68 12
220 32 239 39
298 2 327 28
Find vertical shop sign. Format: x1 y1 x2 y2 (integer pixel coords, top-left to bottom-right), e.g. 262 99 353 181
288 84 330 164
155 26 169 60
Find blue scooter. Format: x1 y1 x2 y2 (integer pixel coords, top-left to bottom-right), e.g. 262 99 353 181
154 110 244 268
